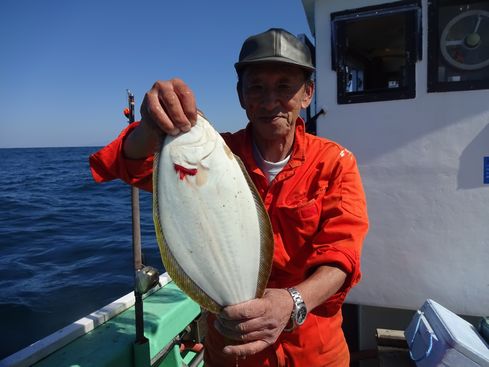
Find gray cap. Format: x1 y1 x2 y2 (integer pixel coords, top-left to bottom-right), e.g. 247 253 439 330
235 28 315 72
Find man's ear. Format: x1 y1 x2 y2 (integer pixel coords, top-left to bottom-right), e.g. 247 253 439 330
301 81 314 109
237 81 245 109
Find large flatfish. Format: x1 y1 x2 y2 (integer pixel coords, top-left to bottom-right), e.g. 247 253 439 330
153 115 274 313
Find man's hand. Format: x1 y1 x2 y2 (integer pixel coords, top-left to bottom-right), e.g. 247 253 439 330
214 288 293 358
140 78 198 136
123 78 197 159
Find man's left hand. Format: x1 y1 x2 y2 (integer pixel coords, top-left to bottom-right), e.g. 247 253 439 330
214 288 293 358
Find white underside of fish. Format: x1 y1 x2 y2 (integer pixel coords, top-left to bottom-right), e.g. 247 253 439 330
153 115 273 312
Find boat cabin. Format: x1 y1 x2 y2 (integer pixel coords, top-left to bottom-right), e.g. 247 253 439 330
301 0 489 357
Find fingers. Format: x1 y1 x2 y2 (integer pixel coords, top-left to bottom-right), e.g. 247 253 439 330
211 290 296 358
172 78 197 125
213 298 283 358
140 78 197 136
214 316 278 342
141 92 179 136
220 299 267 320
214 317 278 358
223 340 271 358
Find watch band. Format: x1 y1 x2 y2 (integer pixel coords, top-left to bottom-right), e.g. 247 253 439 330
284 287 307 332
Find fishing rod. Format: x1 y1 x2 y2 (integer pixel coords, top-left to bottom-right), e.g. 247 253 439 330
125 90 160 361
125 90 143 272
125 90 147 348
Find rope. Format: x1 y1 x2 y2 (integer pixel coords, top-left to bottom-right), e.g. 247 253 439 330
408 311 434 362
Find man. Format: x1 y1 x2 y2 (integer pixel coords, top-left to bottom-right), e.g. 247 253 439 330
90 28 368 366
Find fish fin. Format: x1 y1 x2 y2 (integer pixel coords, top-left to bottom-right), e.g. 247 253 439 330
153 151 222 314
233 154 274 299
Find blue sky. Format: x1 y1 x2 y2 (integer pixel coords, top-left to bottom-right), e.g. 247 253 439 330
0 1 312 148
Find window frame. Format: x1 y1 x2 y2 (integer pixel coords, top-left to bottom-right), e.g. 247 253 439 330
331 0 422 104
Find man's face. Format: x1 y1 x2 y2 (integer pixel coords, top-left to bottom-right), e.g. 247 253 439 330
238 63 313 143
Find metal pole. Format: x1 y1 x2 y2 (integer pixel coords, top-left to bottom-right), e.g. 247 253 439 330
132 188 146 344
128 91 143 271
126 90 147 346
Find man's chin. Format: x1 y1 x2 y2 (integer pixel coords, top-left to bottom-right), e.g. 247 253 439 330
255 125 294 140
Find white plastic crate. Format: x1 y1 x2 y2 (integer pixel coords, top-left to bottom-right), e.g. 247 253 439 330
405 299 489 366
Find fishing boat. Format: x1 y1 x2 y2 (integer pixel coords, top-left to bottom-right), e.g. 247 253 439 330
0 272 205 367
2 0 488 365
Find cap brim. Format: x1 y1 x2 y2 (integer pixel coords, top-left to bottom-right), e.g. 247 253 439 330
234 57 315 72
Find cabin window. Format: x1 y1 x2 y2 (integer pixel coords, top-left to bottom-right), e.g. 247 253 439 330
331 0 422 104
428 0 489 92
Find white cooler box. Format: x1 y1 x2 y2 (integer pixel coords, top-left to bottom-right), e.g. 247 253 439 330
405 299 489 366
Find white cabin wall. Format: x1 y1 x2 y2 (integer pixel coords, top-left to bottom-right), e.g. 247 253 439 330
312 0 489 317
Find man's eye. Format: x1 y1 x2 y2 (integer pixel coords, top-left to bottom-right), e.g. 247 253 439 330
247 85 263 92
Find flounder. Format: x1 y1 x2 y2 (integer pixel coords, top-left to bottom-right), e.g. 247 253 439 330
153 115 274 313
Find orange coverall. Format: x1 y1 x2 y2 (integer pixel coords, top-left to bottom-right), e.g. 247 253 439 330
89 118 369 367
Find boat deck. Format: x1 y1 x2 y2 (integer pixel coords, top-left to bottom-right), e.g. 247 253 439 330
24 281 201 367
0 281 203 367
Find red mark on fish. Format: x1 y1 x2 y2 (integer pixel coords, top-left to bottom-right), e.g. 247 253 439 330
174 164 198 180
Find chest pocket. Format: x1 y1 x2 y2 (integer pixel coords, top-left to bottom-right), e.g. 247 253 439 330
274 187 326 247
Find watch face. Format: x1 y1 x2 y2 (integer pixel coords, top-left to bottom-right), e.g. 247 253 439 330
296 307 307 325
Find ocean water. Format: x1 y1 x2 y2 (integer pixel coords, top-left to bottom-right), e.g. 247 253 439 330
0 147 163 360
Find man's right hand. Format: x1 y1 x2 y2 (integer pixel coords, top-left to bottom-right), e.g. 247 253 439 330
141 78 198 136
123 78 197 159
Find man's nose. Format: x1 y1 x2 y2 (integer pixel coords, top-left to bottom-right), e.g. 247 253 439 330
260 89 281 109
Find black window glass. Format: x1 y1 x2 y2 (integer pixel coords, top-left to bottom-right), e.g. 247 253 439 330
332 1 422 104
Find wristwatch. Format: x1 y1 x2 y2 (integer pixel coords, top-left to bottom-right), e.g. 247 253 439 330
284 287 307 332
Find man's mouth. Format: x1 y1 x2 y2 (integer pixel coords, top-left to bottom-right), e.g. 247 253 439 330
258 115 284 123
